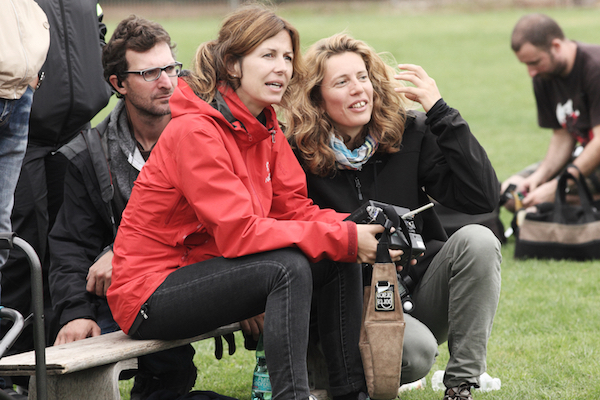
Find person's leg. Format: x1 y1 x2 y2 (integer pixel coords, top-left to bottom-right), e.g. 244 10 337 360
400 314 438 385
131 248 313 400
410 225 501 388
94 299 196 399
0 88 33 269
310 260 366 398
0 88 33 396
132 346 197 400
0 143 52 357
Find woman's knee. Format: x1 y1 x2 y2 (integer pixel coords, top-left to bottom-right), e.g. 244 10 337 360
453 224 499 251
268 248 313 286
451 225 501 264
401 315 438 384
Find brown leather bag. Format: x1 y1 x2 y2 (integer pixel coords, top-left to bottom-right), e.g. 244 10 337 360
359 260 405 399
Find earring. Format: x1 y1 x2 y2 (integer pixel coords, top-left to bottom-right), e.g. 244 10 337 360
232 74 238 78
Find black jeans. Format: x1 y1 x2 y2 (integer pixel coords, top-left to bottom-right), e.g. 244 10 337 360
131 248 313 400
310 260 366 397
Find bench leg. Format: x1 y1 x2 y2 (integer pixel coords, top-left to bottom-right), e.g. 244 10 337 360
28 359 137 400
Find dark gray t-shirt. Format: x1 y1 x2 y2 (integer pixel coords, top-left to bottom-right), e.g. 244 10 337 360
534 42 600 145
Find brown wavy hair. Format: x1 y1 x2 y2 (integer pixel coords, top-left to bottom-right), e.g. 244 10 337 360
185 3 304 108
284 33 409 177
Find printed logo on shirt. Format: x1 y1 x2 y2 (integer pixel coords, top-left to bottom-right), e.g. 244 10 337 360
556 99 581 128
556 99 587 144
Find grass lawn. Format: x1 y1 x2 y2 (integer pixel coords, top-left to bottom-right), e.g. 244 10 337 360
100 2 600 399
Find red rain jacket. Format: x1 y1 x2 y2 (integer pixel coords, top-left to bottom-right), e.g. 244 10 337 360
107 80 357 333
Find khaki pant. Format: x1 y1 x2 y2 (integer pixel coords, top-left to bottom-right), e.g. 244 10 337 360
404 225 502 388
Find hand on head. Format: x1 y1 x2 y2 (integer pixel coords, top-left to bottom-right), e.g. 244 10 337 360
394 64 442 112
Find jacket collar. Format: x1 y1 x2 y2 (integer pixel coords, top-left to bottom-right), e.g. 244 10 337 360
214 83 279 146
171 78 279 147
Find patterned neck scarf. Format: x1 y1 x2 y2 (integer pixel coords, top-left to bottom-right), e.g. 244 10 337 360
329 133 379 170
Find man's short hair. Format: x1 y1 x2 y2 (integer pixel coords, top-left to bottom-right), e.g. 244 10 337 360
102 15 174 91
511 13 565 53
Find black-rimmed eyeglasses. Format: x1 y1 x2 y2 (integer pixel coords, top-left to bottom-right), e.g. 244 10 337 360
124 62 182 82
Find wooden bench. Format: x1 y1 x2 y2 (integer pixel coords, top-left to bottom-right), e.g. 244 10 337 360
0 323 240 400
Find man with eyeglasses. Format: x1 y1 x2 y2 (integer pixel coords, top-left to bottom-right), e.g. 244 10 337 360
47 16 195 400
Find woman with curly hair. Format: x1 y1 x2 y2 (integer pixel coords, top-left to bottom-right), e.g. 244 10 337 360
285 33 502 400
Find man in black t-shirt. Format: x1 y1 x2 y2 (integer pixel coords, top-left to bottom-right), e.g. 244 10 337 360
502 13 600 212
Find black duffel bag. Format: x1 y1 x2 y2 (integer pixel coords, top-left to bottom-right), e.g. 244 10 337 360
514 168 600 260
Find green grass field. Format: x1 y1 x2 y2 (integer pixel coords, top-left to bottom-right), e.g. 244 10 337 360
102 3 600 399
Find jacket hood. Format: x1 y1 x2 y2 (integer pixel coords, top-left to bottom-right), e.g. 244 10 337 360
170 78 280 148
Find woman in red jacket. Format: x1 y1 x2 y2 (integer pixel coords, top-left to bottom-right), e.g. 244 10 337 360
107 6 397 400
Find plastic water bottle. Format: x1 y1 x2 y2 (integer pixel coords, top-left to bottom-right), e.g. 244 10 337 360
251 334 272 400
431 370 445 391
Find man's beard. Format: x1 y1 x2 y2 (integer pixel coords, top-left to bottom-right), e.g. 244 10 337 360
538 56 568 80
129 90 173 117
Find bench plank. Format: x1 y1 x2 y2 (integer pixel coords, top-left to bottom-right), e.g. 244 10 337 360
0 323 240 376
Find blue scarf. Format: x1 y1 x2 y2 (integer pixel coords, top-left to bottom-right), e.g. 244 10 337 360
329 133 379 170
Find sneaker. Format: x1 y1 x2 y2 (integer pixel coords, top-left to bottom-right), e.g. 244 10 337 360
443 383 473 400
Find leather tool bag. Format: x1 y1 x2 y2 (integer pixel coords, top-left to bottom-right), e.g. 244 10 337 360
359 235 405 399
514 169 600 260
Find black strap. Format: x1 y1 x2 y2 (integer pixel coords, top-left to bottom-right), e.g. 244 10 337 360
554 168 596 224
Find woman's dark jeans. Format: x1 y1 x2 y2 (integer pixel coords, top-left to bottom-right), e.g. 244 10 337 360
310 260 366 397
131 248 313 400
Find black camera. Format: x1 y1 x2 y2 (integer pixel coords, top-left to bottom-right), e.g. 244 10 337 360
345 200 427 268
345 200 431 313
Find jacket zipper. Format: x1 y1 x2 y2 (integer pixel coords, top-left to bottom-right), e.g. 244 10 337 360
58 0 75 144
140 304 149 320
354 175 364 201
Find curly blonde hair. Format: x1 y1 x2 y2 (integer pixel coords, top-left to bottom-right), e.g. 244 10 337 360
284 33 409 177
184 3 304 109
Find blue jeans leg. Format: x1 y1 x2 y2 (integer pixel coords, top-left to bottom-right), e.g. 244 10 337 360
0 88 33 273
130 248 313 400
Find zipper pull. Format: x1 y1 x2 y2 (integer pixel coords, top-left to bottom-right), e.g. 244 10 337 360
271 131 276 143
140 305 149 320
354 176 363 201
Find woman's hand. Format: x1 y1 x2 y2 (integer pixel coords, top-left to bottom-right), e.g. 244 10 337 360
396 255 419 273
240 313 265 341
356 224 403 264
394 64 442 113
